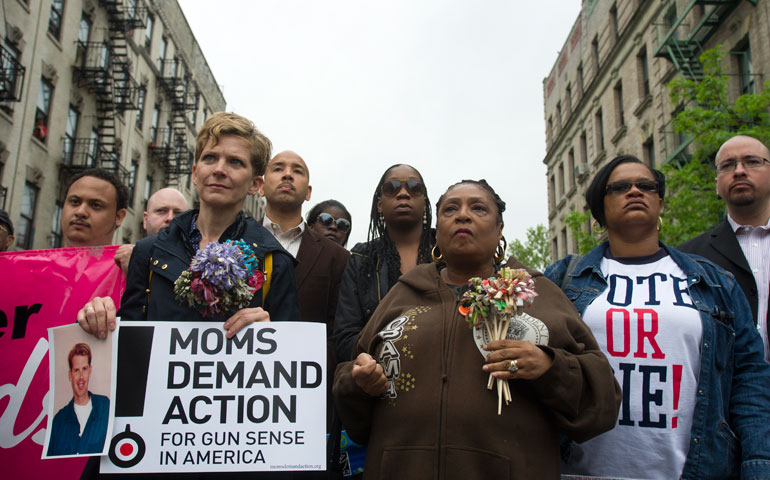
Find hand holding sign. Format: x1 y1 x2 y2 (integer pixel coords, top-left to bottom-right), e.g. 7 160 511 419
223 307 270 339
77 296 117 339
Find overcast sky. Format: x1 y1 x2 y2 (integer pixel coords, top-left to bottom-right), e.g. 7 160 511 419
179 1 582 246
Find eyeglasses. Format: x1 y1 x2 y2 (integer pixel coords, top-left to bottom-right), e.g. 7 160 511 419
605 180 659 195
316 213 351 232
381 179 425 198
715 156 770 174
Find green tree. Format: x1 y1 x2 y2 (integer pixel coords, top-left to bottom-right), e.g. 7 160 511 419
662 46 770 245
564 46 770 249
507 224 550 271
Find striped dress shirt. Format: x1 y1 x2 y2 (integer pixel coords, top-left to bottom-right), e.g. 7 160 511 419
728 215 770 361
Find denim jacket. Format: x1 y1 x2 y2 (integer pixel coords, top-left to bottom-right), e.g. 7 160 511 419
545 242 770 480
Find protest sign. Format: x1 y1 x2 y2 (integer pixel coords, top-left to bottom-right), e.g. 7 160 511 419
101 321 326 474
0 247 125 480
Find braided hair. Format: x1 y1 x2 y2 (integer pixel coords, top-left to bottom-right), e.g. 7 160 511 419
363 164 434 286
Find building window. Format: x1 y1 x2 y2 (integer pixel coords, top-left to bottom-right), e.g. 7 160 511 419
128 160 138 206
614 81 625 127
592 36 600 73
33 78 53 142
736 41 755 95
145 15 154 50
164 121 173 146
637 48 650 97
48 0 65 40
549 174 556 210
62 106 79 164
580 131 588 164
17 182 38 249
577 63 584 96
150 106 160 142
88 129 99 166
565 83 572 115
595 108 605 152
50 201 62 248
136 87 146 130
78 14 91 44
144 176 152 207
158 37 167 72
643 136 656 167
547 116 553 143
610 4 619 41
567 148 575 188
557 162 565 199
560 227 568 257
556 102 562 132
663 5 679 41
1 40 22 112
551 236 558 262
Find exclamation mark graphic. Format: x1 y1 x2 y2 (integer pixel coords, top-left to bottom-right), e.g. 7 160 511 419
672 364 682 428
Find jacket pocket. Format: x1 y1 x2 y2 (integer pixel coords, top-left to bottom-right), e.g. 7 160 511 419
380 446 436 479
713 321 736 372
443 445 510 479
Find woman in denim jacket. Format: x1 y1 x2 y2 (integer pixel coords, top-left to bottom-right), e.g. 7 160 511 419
545 155 770 479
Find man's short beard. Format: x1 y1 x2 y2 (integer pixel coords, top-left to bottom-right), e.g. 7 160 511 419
728 191 756 207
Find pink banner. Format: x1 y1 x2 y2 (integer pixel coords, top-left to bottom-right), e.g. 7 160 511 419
0 247 125 480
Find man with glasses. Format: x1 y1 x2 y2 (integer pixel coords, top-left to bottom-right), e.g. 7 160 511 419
0 209 14 251
260 150 349 478
680 135 770 359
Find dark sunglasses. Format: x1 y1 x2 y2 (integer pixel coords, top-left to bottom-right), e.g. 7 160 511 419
381 179 425 197
605 180 659 195
316 213 351 232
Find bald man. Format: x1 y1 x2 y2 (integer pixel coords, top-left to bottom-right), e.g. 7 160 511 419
113 188 189 273
143 187 189 236
680 135 770 359
260 151 349 477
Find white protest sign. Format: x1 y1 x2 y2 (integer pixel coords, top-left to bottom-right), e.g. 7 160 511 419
100 321 326 474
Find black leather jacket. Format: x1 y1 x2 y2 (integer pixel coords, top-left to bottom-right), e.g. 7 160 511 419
118 209 300 322
332 240 396 361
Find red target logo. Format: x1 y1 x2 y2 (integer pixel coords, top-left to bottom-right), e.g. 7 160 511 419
108 425 146 468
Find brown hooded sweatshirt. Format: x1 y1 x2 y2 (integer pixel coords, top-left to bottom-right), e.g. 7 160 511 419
333 260 621 480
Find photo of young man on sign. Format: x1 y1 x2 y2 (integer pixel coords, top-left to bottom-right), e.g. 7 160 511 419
44 324 118 458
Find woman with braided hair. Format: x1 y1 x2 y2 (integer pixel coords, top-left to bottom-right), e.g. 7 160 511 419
333 164 434 362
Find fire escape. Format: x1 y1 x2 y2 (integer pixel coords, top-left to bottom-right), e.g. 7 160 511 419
150 57 199 185
1 43 25 207
68 0 147 186
654 0 754 163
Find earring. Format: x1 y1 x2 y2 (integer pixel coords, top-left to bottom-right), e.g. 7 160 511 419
494 236 507 264
431 245 443 263
423 210 427 225
379 213 384 225
591 219 607 234
657 216 664 231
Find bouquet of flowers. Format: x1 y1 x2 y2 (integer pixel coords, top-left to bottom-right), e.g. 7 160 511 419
173 239 265 318
459 267 537 415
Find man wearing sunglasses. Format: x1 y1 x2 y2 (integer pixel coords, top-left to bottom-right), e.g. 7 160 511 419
680 135 770 360
260 150 349 478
